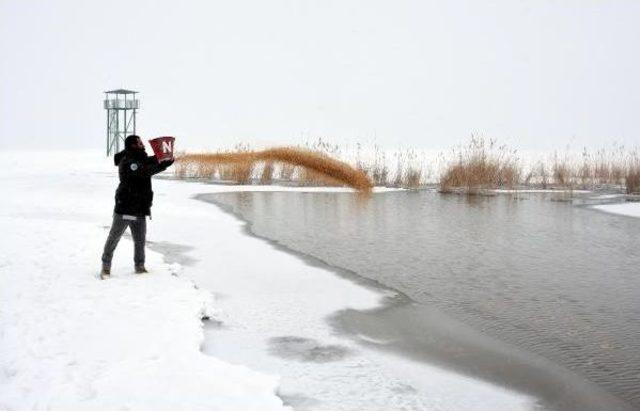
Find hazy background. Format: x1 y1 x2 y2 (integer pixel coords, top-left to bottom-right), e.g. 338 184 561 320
1 0 638 151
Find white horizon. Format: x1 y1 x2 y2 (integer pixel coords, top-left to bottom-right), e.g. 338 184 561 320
1 0 639 151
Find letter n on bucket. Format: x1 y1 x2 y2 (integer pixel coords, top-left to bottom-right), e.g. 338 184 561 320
149 137 176 162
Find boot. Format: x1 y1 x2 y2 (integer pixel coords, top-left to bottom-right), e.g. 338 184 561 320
135 265 148 274
100 267 111 280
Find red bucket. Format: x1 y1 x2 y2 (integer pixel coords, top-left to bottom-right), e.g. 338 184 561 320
149 136 175 161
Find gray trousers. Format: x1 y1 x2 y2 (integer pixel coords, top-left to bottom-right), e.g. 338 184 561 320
101 213 147 268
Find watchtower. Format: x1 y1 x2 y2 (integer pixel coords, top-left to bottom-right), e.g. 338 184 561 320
104 89 139 156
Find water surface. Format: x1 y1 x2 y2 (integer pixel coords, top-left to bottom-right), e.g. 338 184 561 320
202 190 640 410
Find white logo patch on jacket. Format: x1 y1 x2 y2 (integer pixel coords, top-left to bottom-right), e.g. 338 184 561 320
130 163 139 171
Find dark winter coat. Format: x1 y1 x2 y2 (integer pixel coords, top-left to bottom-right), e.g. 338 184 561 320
113 148 174 216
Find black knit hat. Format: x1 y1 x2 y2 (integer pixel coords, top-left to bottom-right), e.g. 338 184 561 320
124 135 141 149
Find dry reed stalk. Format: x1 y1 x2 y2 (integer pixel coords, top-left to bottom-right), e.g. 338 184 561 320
177 147 373 193
392 151 405 187
402 148 424 188
552 155 572 187
260 162 274 184
498 162 521 188
537 162 549 188
405 167 422 189
626 163 640 194
371 163 389 186
279 163 296 181
370 145 389 186
300 168 329 186
174 161 188 178
439 136 521 192
231 162 254 184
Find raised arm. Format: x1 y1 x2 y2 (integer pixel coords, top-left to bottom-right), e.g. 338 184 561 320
121 156 174 179
145 155 174 176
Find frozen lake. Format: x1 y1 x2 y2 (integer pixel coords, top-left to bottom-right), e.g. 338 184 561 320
204 190 640 410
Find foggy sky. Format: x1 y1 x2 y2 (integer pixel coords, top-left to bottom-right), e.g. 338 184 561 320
1 0 639 151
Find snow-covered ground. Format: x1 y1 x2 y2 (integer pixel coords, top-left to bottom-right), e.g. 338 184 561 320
0 151 287 411
592 202 640 218
1 150 536 410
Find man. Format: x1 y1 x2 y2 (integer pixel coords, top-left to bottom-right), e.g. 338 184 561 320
100 135 174 279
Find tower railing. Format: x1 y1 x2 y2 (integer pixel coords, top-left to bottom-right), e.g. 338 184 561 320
103 99 139 109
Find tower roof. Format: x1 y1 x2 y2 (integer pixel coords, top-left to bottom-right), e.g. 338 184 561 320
104 89 137 94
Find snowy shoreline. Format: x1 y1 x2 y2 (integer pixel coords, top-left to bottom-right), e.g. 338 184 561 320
0 150 534 410
154 183 537 410
2 150 637 411
0 151 289 411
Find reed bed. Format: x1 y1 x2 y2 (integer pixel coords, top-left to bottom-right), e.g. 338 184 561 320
535 145 639 191
439 137 520 192
175 138 427 189
626 161 640 194
438 137 639 193
174 137 639 194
